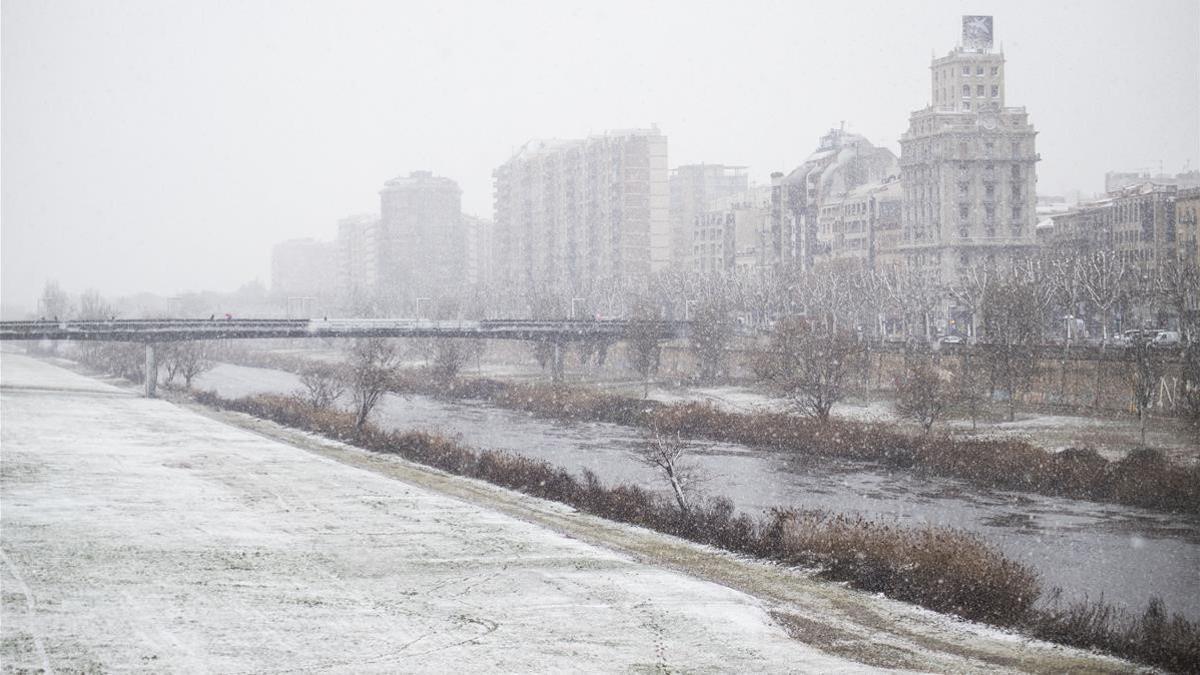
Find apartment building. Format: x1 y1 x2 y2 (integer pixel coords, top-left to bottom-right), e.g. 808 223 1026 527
692 186 770 276
492 127 669 294
670 164 748 270
377 171 465 310
1048 183 1181 276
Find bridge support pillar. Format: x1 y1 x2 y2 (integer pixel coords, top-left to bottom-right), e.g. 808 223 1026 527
552 341 564 382
144 343 158 398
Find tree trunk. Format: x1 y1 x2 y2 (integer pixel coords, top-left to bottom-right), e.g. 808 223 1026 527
667 471 689 514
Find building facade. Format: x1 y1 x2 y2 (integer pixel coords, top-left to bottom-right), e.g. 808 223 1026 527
669 164 748 271
1177 187 1200 267
271 238 335 303
814 177 903 273
377 171 464 310
492 127 669 295
767 127 898 277
332 214 378 310
462 214 493 288
898 16 1039 327
1048 183 1181 275
692 186 770 276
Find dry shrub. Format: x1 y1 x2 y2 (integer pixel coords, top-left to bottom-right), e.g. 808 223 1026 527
767 510 1039 625
1027 594 1200 673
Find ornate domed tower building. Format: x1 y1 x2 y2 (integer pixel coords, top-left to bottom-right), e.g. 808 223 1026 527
898 16 1039 333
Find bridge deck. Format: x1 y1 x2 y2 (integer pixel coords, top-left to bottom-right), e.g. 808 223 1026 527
0 318 688 342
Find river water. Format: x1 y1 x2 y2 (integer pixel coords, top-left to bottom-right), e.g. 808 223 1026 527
194 362 1200 620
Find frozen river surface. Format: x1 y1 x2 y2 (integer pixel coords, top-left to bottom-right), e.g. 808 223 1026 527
195 362 1200 621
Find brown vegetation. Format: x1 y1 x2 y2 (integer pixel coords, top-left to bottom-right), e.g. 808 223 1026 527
189 388 1199 672
217 347 1200 515
189 389 1037 627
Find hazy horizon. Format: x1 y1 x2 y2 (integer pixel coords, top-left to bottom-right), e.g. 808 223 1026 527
3 0 1198 311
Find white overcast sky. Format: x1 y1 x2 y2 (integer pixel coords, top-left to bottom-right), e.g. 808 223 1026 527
2 0 1198 310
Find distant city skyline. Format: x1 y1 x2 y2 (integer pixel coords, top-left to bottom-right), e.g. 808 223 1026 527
3 0 1197 309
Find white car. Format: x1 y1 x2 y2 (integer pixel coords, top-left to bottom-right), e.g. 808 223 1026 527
1152 331 1181 348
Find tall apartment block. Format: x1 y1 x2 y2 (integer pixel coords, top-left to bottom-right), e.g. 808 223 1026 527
669 164 748 270
898 15 1039 303
377 171 464 310
492 127 669 294
333 214 377 309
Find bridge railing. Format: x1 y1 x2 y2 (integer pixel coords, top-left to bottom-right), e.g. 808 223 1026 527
0 318 692 342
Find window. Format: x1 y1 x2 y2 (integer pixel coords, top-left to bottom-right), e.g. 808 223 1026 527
1012 205 1023 220
1011 141 1020 156
962 65 971 75
959 227 969 238
959 181 969 195
984 141 994 155
977 66 984 76
977 84 985 97
985 205 995 223
959 204 970 219
962 84 971 98
959 142 969 157
991 66 999 76
985 183 995 199
960 252 970 265
1011 164 1021 180
962 101 971 111
991 85 999 97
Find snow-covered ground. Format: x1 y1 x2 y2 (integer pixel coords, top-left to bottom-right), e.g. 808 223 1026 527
0 354 869 672
1 353 1140 672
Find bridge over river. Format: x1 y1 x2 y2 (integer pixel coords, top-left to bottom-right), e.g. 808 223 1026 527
0 318 691 396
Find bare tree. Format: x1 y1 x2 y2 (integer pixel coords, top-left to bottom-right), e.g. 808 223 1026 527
948 262 999 342
76 289 116 320
1126 339 1164 447
296 364 346 410
173 341 213 388
625 300 664 398
688 298 733 383
894 358 947 434
432 338 467 382
345 337 400 430
1156 255 1200 346
1077 249 1127 347
981 272 1042 421
638 428 699 514
950 348 988 430
754 317 864 423
39 280 71 319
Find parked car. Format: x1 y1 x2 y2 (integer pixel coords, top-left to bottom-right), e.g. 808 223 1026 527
940 335 964 345
1152 330 1181 348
